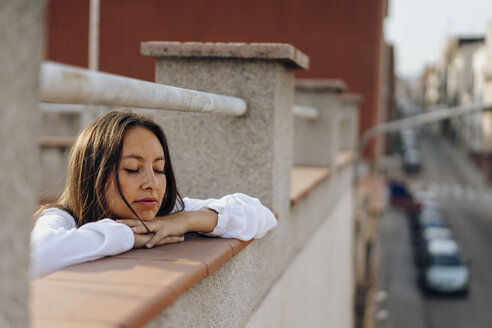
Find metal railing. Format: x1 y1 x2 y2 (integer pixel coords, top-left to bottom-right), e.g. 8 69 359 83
355 102 492 182
39 103 86 114
293 105 319 119
40 62 247 116
358 103 492 151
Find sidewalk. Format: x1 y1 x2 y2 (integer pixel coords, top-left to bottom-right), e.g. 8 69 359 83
375 207 427 328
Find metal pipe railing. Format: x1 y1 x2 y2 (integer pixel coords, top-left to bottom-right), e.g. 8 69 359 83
39 103 86 114
358 103 492 151
293 105 319 119
40 62 247 116
354 102 492 183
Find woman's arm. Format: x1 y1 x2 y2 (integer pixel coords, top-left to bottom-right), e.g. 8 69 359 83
184 193 277 240
121 193 278 248
30 208 134 279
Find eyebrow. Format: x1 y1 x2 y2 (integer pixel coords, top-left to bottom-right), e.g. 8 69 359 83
122 154 165 162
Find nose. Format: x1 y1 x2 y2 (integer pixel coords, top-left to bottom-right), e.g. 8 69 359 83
142 167 158 190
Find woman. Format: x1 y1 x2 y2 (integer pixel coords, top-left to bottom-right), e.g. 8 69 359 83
31 110 277 278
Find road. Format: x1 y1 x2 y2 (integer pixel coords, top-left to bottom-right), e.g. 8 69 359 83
376 134 492 328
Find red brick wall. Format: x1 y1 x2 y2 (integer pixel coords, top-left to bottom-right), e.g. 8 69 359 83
46 0 386 158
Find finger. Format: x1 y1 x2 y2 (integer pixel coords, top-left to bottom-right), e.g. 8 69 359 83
131 223 154 234
133 233 153 248
150 235 185 248
146 233 184 248
145 231 166 248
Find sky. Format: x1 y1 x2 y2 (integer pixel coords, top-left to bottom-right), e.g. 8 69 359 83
385 0 492 79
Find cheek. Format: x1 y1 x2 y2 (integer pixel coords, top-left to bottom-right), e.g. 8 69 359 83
104 177 119 210
105 173 131 208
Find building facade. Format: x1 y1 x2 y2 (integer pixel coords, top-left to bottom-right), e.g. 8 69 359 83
46 0 390 159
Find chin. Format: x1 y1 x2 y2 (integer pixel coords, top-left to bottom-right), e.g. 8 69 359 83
139 211 158 222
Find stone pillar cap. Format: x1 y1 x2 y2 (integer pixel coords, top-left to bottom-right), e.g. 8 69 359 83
340 92 364 105
295 79 347 93
141 41 309 70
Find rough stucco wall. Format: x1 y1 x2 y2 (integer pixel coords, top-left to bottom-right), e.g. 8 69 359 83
293 90 340 166
152 58 293 215
38 112 80 199
339 103 359 151
245 188 354 328
0 1 44 326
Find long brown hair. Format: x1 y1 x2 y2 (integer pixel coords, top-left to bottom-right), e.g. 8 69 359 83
35 110 183 227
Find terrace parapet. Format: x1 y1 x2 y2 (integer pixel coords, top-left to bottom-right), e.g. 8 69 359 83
339 92 364 151
293 78 347 167
140 42 311 326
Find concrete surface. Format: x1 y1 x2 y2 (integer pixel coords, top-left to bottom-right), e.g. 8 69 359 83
141 42 310 70
39 146 69 200
0 1 45 326
245 189 354 328
40 110 81 137
293 79 345 166
339 93 363 151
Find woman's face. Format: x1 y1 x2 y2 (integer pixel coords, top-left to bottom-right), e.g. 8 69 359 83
105 126 167 221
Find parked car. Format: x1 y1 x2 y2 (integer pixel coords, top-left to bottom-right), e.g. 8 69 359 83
389 180 415 209
399 129 417 149
422 227 453 242
412 208 448 243
412 189 437 204
414 226 453 266
415 195 441 213
402 148 422 173
418 239 470 296
407 189 440 229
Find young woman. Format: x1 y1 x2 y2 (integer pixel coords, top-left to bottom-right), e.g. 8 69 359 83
31 110 277 278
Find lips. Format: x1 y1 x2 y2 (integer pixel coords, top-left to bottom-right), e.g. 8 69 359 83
134 197 158 208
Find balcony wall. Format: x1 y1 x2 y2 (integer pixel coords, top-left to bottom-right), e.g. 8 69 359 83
27 42 360 327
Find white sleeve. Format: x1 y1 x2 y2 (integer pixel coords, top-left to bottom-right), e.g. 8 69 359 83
183 193 277 241
30 208 134 279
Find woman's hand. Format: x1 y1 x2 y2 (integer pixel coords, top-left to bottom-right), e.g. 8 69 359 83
117 209 218 248
133 233 184 249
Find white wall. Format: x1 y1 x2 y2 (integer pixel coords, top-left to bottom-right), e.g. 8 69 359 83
245 189 354 328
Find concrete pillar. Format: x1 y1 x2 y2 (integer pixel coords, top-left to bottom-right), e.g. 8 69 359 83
293 79 346 166
142 42 308 215
0 1 45 326
339 93 364 151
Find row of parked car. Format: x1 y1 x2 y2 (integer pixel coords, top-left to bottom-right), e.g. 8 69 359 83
408 189 470 296
398 128 422 173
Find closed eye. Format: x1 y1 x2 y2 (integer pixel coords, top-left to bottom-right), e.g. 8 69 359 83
154 169 165 174
125 168 139 174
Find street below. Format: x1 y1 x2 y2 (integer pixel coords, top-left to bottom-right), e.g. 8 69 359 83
376 133 492 328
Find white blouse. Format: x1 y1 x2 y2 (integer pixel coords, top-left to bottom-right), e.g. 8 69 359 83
30 193 277 279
